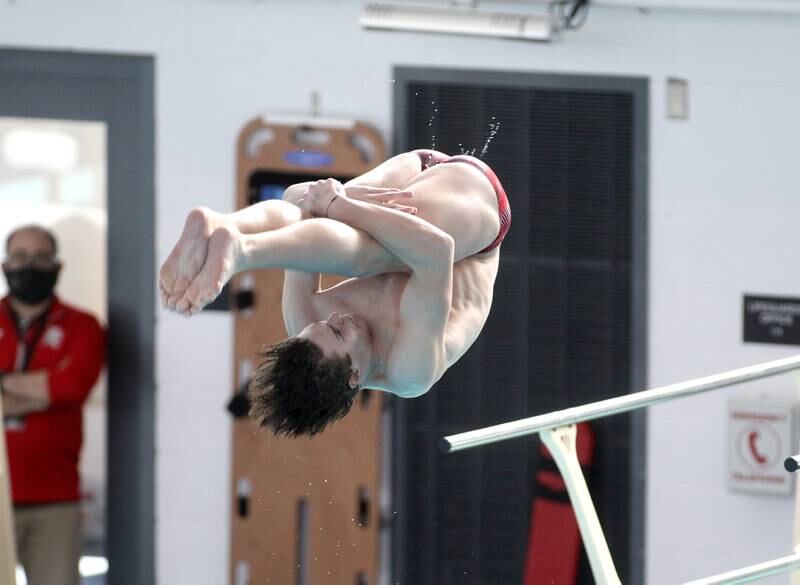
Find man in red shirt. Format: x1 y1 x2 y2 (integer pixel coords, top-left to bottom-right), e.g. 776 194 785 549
0 225 105 585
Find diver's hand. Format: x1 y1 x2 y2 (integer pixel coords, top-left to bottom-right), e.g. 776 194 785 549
296 178 348 218
344 185 416 214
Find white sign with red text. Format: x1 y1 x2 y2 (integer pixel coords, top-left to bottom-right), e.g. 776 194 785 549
728 395 797 496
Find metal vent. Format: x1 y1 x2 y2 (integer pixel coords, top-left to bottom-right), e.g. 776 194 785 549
394 71 645 584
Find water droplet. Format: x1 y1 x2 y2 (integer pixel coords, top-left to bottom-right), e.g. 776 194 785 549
479 119 501 158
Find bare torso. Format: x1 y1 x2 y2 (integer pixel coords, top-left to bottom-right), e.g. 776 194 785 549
311 252 498 371
308 160 503 374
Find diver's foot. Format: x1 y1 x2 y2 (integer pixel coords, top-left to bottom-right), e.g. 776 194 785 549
176 225 242 315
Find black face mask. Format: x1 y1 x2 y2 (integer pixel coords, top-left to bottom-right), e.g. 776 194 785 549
3 266 59 305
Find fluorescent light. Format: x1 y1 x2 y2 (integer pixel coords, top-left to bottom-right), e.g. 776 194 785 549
79 555 109 577
16 565 27 585
2 128 79 172
16 556 108 583
360 2 553 41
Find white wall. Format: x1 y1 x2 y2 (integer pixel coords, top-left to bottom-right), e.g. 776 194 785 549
1 1 799 583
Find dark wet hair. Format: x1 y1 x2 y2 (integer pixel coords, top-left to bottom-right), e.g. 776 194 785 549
6 225 58 256
248 337 359 437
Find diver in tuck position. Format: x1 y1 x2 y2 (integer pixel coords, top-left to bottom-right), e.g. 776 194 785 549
159 149 511 436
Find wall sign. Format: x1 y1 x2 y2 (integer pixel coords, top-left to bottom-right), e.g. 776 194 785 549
728 395 797 496
283 150 334 168
743 295 800 346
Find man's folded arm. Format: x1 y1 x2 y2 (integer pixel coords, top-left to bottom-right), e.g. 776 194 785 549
327 195 452 274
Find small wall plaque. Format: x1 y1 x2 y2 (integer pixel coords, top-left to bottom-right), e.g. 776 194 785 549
743 295 800 346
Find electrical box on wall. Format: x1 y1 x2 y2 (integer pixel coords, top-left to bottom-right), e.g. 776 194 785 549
728 393 798 496
666 77 689 120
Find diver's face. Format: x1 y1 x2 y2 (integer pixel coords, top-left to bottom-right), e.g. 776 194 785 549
297 312 372 386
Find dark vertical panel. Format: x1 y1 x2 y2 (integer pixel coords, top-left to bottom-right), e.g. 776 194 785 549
105 56 156 585
0 49 155 585
628 76 650 584
394 68 647 585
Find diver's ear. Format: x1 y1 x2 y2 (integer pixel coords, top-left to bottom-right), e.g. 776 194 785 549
348 369 361 389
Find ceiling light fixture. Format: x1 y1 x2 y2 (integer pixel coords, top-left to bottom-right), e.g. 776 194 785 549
2 128 79 172
360 2 554 42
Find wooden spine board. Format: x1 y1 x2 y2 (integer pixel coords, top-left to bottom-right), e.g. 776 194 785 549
230 117 386 585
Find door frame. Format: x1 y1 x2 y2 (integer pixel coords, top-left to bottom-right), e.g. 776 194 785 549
0 48 156 585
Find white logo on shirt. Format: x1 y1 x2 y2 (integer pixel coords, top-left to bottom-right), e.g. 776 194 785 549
43 326 65 350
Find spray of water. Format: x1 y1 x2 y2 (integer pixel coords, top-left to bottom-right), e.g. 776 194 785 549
418 98 501 161
425 100 438 167
428 100 438 150
479 117 501 158
462 117 502 158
